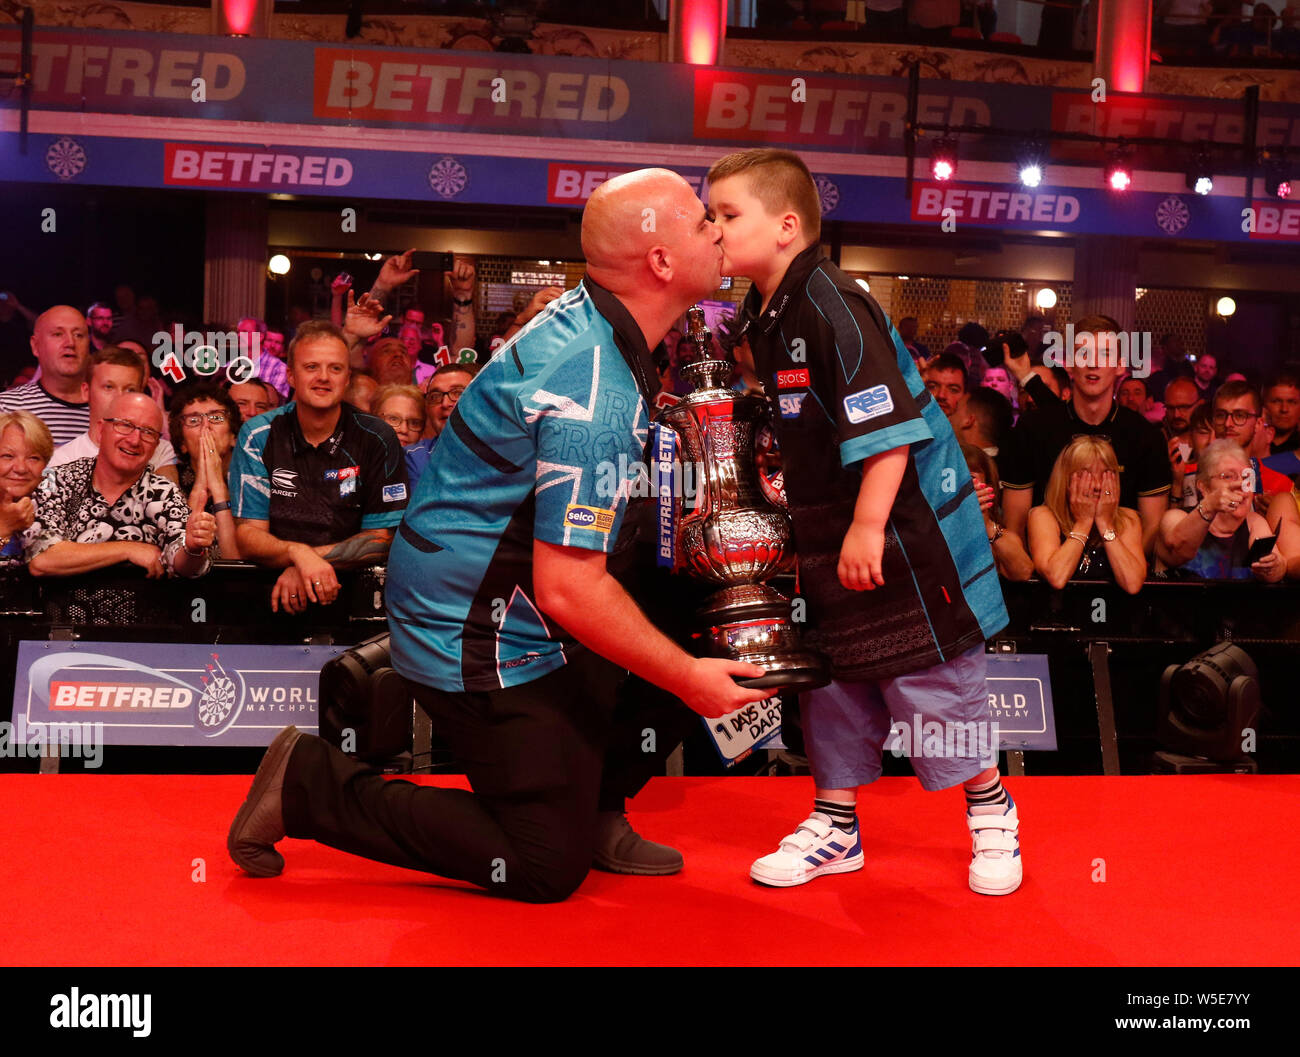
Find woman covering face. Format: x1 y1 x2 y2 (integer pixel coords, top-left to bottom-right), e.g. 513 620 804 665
167 381 244 560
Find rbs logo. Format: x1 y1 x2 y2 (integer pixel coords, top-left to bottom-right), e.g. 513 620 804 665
564 504 615 533
843 385 894 424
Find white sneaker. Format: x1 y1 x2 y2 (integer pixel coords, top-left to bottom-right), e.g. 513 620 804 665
750 812 864 888
967 794 1022 896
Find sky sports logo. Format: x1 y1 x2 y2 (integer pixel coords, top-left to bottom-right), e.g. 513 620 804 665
564 504 614 533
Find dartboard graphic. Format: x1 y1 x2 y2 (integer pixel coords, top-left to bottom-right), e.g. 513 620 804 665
45 137 87 181
815 176 840 216
197 676 238 729
428 156 468 199
1155 196 1190 235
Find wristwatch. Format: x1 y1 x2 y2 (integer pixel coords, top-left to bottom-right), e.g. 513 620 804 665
211 500 231 514
988 523 1005 543
1101 528 1117 542
451 296 473 307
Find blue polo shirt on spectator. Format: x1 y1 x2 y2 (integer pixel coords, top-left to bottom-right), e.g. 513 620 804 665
230 401 408 546
385 277 655 694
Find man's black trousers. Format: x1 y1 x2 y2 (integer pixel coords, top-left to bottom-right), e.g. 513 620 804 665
282 649 626 904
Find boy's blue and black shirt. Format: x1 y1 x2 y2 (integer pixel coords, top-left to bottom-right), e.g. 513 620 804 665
733 243 1008 680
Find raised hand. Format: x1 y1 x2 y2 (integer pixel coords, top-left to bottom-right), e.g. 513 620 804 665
343 291 392 343
375 248 418 292
1095 469 1120 526
447 256 476 300
330 273 353 296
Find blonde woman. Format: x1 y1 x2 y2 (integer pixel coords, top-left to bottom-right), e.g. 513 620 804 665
0 410 53 560
1027 436 1147 594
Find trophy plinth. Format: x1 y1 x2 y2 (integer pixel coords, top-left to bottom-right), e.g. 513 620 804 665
658 308 830 692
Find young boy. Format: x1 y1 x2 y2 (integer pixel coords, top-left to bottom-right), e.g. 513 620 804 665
706 148 1021 895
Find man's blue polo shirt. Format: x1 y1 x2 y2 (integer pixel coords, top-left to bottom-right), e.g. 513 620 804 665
385 277 656 693
229 401 408 545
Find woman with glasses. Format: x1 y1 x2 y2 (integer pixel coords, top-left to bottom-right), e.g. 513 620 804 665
0 411 53 561
1156 440 1293 581
1027 436 1147 594
167 380 243 559
373 383 433 488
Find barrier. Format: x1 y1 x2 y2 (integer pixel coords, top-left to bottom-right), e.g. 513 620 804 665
3 564 1298 774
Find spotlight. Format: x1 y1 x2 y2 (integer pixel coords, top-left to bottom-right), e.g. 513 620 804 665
1261 150 1291 199
1216 296 1237 318
1155 642 1260 773
268 254 291 275
1186 146 1214 196
1035 288 1057 310
1105 147 1132 191
930 137 958 182
1017 142 1046 188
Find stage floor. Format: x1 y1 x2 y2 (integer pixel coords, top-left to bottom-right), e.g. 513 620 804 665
3 773 1295 966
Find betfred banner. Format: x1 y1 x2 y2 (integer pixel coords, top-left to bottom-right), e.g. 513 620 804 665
12 640 344 747
3 26 1300 154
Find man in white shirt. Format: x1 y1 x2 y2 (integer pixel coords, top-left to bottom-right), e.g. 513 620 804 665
47 346 179 484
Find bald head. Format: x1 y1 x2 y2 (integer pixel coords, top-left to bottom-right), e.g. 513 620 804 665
31 305 90 384
579 169 721 339
107 391 163 432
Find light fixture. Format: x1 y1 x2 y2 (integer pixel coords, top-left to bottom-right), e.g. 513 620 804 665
366 253 384 261
1262 150 1291 200
1186 145 1214 196
268 254 291 275
897 275 910 281
1216 296 1236 317
1017 141 1046 188
930 137 958 182
1155 642 1260 773
855 278 870 293
1035 288 1057 310
1105 146 1132 191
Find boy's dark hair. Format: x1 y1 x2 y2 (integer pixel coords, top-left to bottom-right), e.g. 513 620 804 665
432 361 480 380
706 149 822 243
966 387 1014 448
929 352 969 390
1266 371 1300 393
1213 380 1261 413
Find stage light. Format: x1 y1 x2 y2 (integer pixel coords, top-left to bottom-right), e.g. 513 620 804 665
1035 288 1057 310
1017 142 1046 188
1216 296 1237 317
1186 146 1214 196
1262 151 1291 199
268 254 291 275
855 279 870 293
1155 642 1260 773
930 137 958 182
1106 149 1132 191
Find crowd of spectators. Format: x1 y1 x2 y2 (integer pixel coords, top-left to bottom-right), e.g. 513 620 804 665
913 311 1300 592
0 250 563 613
3 263 1299 611
1156 2 1300 61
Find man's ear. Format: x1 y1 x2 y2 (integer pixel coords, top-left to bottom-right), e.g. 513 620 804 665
80 381 90 402
646 245 672 282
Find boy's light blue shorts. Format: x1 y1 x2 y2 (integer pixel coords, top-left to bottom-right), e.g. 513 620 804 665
802 644 995 792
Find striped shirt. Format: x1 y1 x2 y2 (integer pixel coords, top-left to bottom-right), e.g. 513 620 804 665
0 383 90 446
255 353 290 399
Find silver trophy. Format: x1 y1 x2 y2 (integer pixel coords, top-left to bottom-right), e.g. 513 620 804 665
657 308 831 691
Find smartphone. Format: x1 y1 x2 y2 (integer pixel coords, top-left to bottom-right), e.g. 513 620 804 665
1246 534 1278 564
981 329 1026 367
410 251 454 272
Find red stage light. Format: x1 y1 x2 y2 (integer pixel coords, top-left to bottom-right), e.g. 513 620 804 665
681 0 724 65
222 0 260 36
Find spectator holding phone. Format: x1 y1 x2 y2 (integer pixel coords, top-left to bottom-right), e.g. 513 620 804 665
1156 440 1292 581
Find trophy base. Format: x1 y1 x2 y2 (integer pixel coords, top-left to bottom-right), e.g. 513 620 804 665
695 584 831 692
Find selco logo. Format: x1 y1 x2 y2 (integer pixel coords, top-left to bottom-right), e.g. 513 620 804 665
564 504 615 533
776 368 810 388
50 682 193 710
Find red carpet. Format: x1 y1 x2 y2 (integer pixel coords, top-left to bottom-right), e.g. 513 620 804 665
2 774 1296 966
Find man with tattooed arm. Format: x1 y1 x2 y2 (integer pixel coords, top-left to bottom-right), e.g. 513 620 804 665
230 321 409 613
